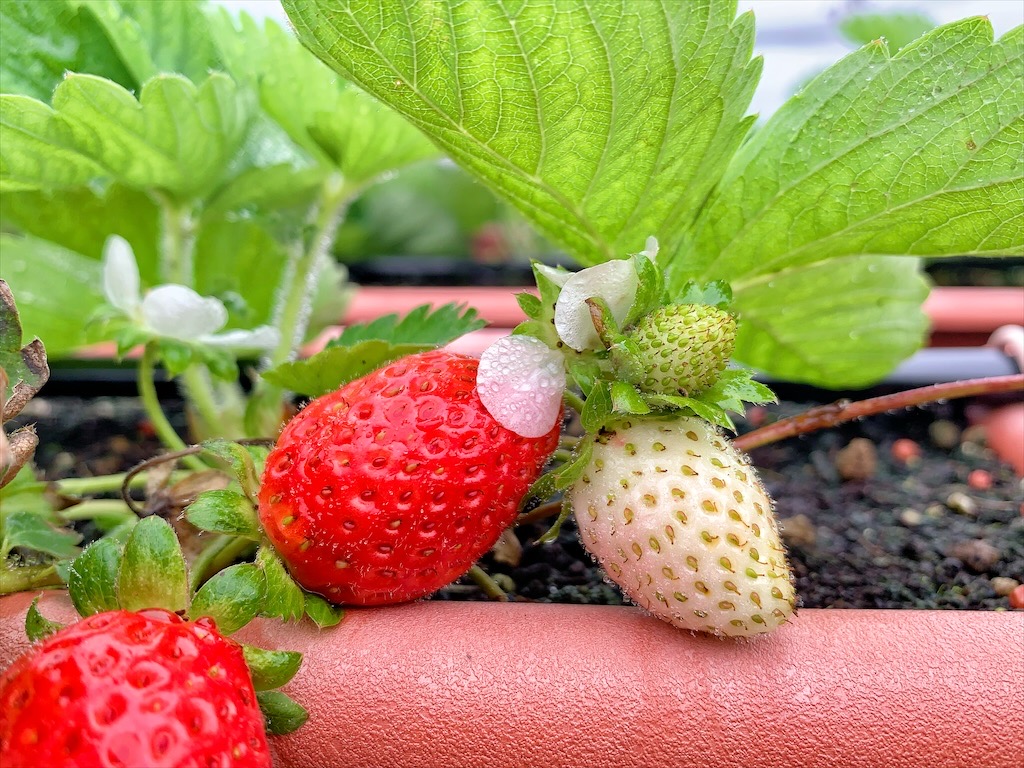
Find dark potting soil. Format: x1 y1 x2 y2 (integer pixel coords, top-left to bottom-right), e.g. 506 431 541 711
10 396 1023 611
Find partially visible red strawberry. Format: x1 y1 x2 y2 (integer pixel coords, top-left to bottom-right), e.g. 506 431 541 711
0 609 269 768
258 349 561 605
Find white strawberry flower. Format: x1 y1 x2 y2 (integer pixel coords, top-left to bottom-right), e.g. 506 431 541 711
102 235 279 351
553 236 659 351
477 335 566 438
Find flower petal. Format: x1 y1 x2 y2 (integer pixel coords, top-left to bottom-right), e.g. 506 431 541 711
553 259 638 351
141 285 228 341
477 335 565 438
102 235 141 315
641 235 659 261
202 326 281 351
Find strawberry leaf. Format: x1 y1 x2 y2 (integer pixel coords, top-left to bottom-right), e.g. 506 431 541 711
256 546 305 623
283 1 758 269
0 280 49 422
257 690 308 736
189 563 267 635
242 644 304 691
185 490 261 539
302 592 344 628
331 303 485 348
0 510 81 561
118 516 189 614
25 597 63 642
262 340 428 398
68 537 123 617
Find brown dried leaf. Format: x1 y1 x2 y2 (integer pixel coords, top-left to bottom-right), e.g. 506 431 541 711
0 425 38 489
491 528 523 567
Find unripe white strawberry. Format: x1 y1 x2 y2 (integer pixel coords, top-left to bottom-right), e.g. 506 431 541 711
570 415 795 637
624 304 736 396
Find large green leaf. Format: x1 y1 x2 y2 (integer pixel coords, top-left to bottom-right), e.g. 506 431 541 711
682 19 1024 285
209 8 438 188
1 185 161 281
2 73 253 200
0 96 105 192
282 0 759 266
71 0 217 86
731 256 931 387
0 235 104 355
0 0 135 100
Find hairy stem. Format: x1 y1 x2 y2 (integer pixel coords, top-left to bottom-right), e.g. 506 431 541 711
563 390 586 415
138 344 206 471
735 374 1024 452
58 499 135 523
466 565 509 601
248 175 352 434
157 194 198 286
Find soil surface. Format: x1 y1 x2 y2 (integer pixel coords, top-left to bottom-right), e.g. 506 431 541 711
10 395 1024 611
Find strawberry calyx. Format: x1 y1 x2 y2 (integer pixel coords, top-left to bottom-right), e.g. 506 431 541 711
47 511 312 736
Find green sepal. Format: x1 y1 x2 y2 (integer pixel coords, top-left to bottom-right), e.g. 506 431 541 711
256 546 305 622
195 346 240 382
515 291 542 319
329 302 485 348
583 296 624 349
25 597 63 642
672 279 733 310
157 340 196 377
610 381 651 416
622 253 664 328
700 369 777 409
68 536 123 616
522 439 593 509
303 592 344 628
580 381 613 434
243 644 304 690
566 359 604 399
189 563 267 635
113 326 152 358
645 393 736 431
185 489 261 538
517 262 569 347
536 499 573 545
201 440 261 504
257 690 309 735
117 516 189 614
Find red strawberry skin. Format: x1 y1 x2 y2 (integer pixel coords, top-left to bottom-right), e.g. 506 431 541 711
258 350 560 605
0 609 269 768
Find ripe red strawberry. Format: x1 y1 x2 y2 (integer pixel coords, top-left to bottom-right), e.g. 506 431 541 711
258 349 561 605
0 609 269 768
570 415 795 637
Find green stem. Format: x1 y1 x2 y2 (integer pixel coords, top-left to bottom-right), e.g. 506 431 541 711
247 175 352 434
58 499 134 522
157 194 198 286
139 344 206 471
51 470 189 497
466 565 509 601
563 390 586 414
269 174 351 369
0 565 63 596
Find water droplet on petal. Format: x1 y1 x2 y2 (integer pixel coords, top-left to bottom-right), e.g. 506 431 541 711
477 336 565 438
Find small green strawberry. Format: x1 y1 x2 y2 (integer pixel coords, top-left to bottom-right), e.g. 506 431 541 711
570 415 795 637
622 304 736 397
